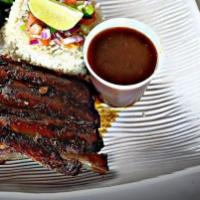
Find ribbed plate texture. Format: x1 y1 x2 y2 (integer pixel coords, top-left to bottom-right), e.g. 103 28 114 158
1 0 200 193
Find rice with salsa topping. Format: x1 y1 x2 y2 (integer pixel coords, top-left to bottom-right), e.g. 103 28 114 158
2 0 102 75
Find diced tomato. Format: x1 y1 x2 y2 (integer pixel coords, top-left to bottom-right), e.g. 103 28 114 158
40 39 50 46
64 0 77 5
81 12 96 26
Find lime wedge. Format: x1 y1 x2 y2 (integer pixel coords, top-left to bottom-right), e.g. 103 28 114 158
29 0 83 31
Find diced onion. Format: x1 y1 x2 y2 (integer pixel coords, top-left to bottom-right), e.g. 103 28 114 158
54 38 62 45
55 32 63 40
62 36 84 45
41 29 51 40
84 0 91 5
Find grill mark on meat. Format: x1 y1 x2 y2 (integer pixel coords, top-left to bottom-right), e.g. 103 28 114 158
0 57 92 105
0 123 87 154
0 129 108 174
0 90 100 134
9 80 94 109
9 80 99 123
0 56 108 175
0 78 96 126
0 129 82 175
0 104 96 127
0 116 103 151
0 105 104 152
0 86 99 124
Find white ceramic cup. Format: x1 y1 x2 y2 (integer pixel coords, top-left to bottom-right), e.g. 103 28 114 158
83 18 162 107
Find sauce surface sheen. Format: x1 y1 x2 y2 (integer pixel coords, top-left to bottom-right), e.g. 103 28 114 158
88 27 157 85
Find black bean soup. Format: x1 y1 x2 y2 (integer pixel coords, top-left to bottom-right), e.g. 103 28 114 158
88 27 157 85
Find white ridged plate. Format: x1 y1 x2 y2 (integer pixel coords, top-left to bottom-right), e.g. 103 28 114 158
1 0 200 194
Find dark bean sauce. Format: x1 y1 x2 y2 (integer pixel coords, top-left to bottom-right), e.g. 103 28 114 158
88 27 157 85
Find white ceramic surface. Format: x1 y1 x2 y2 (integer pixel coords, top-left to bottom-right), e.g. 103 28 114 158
0 0 200 198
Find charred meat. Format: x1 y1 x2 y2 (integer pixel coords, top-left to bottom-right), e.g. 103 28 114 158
0 56 108 175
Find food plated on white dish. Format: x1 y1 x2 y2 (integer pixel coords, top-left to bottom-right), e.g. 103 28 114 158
0 0 199 196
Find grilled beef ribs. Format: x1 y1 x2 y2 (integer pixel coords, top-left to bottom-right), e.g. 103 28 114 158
0 56 108 175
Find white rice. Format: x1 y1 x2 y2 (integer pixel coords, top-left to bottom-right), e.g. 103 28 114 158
2 0 98 75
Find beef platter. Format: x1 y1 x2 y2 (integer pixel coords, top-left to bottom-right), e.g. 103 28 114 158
0 56 108 175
